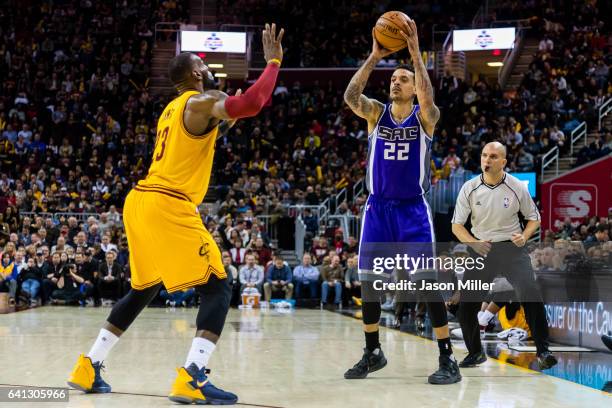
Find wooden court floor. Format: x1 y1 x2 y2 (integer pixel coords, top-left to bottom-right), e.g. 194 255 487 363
0 306 610 407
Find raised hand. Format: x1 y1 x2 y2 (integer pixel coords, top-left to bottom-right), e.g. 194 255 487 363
262 23 285 64
370 28 397 60
398 18 420 55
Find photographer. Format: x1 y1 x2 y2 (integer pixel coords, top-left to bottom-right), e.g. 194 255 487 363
50 263 84 305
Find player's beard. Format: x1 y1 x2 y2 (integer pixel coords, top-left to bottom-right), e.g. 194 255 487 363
390 91 414 103
202 71 217 90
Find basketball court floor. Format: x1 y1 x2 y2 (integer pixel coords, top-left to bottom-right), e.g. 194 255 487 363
1 306 610 407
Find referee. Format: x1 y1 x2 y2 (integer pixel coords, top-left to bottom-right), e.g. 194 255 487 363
451 142 557 370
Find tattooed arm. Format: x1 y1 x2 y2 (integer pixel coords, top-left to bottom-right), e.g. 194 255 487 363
400 19 440 136
344 29 395 131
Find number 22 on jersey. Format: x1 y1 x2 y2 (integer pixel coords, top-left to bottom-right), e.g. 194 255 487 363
383 142 409 161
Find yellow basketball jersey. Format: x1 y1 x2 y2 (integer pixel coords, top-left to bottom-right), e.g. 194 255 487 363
139 90 218 204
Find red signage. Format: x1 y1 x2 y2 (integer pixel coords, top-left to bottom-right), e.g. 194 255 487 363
540 155 612 232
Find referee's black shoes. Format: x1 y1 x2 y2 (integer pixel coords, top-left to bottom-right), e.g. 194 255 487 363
602 333 612 351
537 351 558 370
458 351 487 367
344 348 387 379
428 355 462 384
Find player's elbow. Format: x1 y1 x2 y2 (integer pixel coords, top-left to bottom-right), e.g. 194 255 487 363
343 91 357 107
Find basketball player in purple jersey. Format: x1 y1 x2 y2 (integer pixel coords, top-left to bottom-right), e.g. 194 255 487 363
343 19 461 384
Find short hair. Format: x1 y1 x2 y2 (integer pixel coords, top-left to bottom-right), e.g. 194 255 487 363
168 53 196 85
394 64 414 73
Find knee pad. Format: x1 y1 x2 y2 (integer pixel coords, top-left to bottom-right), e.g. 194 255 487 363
194 276 232 336
414 279 447 328
107 283 161 331
362 301 382 325
426 300 448 328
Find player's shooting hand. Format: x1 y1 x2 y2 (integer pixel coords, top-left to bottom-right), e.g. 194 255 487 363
469 240 492 257
370 28 396 60
511 233 526 247
398 18 420 55
262 23 284 64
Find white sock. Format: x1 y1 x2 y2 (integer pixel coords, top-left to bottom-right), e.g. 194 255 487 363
185 338 216 369
87 328 119 364
479 310 495 326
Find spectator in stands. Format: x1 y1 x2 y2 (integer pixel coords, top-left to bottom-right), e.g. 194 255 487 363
17 257 43 306
514 146 535 172
230 238 247 266
442 148 461 174
0 252 17 305
320 255 344 307
311 236 329 265
160 287 196 308
239 253 264 296
264 254 293 301
293 253 320 299
222 251 240 306
96 251 123 304
100 234 118 254
247 237 272 269
332 230 348 258
344 255 361 303
74 252 96 307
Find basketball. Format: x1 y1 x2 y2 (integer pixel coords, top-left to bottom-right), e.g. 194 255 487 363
374 11 410 51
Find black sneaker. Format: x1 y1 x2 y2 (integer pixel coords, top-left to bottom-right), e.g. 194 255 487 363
458 351 487 367
428 355 462 384
344 348 387 379
537 351 558 370
601 333 612 351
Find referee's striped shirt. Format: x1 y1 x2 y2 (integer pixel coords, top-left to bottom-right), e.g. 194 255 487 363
451 173 540 242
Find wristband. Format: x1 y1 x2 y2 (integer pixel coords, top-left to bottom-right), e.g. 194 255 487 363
267 58 282 66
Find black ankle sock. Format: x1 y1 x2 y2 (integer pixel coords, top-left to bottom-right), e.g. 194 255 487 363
365 331 380 352
438 337 452 356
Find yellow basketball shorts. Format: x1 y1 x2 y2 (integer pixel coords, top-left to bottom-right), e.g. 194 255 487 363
123 187 226 293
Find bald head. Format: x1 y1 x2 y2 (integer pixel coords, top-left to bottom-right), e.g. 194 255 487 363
484 142 507 158
481 142 507 177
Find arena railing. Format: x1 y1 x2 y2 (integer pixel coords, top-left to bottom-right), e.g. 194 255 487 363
498 27 525 89
154 22 182 44
569 121 587 156
294 217 306 260
471 0 490 28
598 97 612 131
19 212 122 223
541 146 559 180
352 178 365 198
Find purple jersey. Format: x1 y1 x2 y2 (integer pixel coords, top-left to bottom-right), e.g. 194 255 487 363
366 103 432 200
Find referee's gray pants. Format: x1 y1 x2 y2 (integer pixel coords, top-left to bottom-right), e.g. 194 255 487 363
457 243 550 355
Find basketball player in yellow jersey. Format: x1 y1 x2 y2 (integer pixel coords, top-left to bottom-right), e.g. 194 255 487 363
68 23 285 405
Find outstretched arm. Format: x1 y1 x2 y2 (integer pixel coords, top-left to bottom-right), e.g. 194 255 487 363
344 29 396 129
187 24 284 123
400 19 439 135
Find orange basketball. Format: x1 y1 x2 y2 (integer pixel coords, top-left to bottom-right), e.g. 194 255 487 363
374 11 409 51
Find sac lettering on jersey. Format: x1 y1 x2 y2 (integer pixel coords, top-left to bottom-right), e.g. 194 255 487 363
377 126 419 142
366 104 432 200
